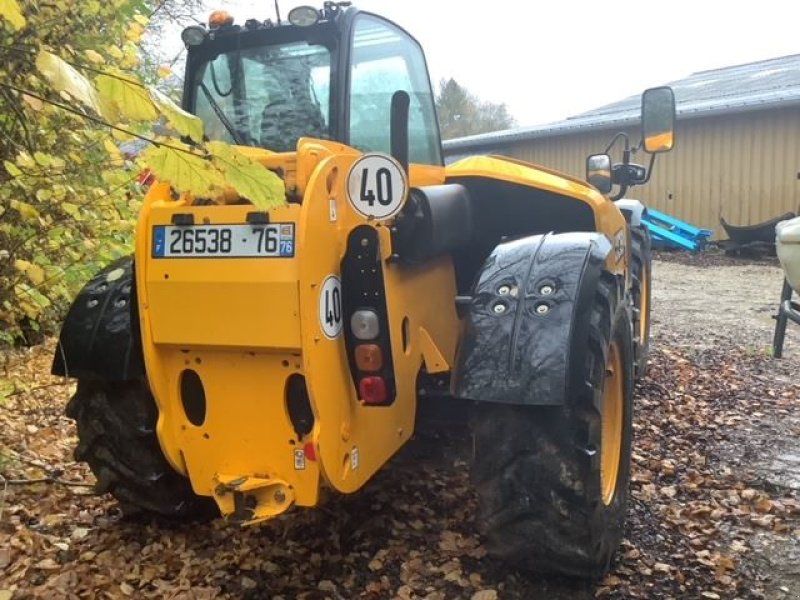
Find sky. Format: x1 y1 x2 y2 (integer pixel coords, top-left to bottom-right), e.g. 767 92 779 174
178 0 800 127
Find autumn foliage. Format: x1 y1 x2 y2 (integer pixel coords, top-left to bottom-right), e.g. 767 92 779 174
0 1 150 343
0 0 284 345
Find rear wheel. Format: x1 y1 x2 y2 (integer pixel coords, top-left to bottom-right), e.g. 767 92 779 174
66 378 216 520
630 225 652 378
471 273 634 578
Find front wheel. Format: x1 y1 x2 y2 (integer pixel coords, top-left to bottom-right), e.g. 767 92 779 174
66 378 216 520
471 274 634 578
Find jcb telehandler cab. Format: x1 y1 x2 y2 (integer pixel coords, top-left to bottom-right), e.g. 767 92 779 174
53 3 675 578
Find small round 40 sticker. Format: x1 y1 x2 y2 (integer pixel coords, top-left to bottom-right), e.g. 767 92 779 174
319 275 342 339
346 153 408 220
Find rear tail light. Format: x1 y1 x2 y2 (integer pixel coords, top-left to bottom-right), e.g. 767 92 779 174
342 225 396 406
359 376 387 404
351 309 380 340
355 344 383 371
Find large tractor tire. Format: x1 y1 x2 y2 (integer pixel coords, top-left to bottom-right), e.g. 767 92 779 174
630 224 652 378
66 378 216 520
471 273 634 578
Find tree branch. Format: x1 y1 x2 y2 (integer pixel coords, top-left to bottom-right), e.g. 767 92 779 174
0 83 199 157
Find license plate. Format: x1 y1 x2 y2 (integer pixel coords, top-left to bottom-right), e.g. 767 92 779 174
152 224 295 258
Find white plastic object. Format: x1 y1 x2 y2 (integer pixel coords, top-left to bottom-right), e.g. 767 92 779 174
776 216 800 293
614 198 646 227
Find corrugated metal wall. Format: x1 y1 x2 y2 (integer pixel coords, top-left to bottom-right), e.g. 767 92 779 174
452 107 800 238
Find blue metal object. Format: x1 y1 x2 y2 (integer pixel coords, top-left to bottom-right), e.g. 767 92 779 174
641 208 712 251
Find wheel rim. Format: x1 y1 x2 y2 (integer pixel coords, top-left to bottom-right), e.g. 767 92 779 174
601 341 624 506
639 265 649 344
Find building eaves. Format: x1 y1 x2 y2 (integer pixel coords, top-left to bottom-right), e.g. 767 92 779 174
444 53 800 153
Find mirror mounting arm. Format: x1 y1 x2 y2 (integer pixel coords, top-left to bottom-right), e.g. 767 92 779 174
604 131 630 155
638 153 657 185
610 183 628 202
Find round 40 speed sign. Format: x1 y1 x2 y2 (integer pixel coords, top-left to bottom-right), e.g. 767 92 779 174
319 275 342 339
346 153 408 220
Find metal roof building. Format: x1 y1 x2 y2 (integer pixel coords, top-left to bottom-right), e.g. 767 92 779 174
443 54 800 236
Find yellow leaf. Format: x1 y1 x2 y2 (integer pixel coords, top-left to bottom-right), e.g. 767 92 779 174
0 0 26 30
120 53 140 71
111 128 133 142
126 22 144 42
96 73 157 122
84 49 105 65
16 151 34 169
103 139 124 161
15 292 43 319
133 14 149 26
12 200 40 221
21 94 43 111
150 88 204 143
142 142 226 198
107 45 124 60
26 263 45 285
207 141 286 209
83 0 100 15
36 50 108 117
13 259 31 273
157 65 172 79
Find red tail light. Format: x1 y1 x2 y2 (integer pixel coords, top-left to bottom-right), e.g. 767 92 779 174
359 376 387 405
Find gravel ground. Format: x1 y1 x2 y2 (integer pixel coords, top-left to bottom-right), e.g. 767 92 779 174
2 254 800 599
651 256 800 600
651 258 799 357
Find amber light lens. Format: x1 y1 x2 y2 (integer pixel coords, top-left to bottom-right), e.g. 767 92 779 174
355 344 383 372
209 10 234 27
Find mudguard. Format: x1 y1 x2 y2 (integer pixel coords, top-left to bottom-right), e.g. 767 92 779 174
453 232 612 406
51 256 145 380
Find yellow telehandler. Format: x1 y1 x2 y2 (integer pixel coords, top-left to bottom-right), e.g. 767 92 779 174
53 3 675 578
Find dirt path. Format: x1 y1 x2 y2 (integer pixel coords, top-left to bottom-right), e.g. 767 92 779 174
1 256 800 599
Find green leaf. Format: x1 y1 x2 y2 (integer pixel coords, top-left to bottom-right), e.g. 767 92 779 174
0 378 15 405
207 141 286 210
150 88 204 143
96 72 158 122
0 0 26 30
35 50 107 117
142 142 226 198
33 151 51 167
3 160 22 178
61 202 82 219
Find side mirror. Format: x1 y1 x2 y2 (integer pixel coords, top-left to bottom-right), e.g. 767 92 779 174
641 86 676 153
586 154 612 194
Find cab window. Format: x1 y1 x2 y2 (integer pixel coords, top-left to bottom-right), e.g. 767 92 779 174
349 15 442 165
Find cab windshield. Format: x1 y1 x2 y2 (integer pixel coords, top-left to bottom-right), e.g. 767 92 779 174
192 41 331 151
